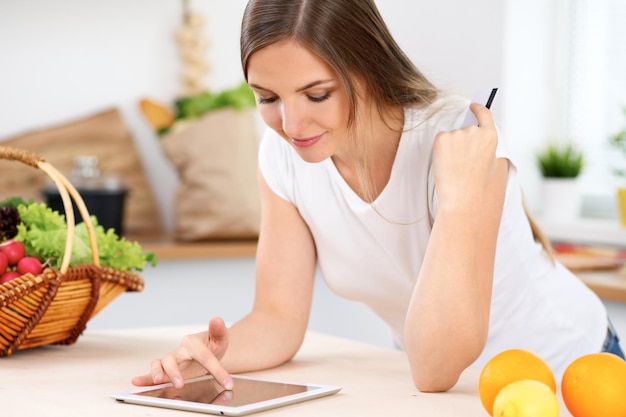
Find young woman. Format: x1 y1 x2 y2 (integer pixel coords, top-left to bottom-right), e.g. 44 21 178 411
133 0 623 393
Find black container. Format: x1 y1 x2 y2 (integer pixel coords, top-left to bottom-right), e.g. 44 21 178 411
43 156 128 236
44 188 128 236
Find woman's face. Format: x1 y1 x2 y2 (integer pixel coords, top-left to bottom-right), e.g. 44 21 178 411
246 40 351 163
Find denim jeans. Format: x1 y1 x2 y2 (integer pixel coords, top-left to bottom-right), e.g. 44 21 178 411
602 319 625 360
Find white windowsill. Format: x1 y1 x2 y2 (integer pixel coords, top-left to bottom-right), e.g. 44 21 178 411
537 218 626 247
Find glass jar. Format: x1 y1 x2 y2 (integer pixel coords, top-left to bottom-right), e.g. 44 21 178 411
43 156 128 235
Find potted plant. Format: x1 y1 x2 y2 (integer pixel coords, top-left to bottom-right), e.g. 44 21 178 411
608 106 626 226
536 141 584 222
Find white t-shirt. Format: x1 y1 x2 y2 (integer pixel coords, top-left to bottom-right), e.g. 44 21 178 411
258 95 607 379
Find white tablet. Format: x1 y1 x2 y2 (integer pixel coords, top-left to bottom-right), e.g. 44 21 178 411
111 375 342 416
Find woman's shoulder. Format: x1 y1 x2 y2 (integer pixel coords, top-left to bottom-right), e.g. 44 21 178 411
404 93 469 131
258 128 299 202
259 128 296 171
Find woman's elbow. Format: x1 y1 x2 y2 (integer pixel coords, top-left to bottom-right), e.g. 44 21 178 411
411 369 461 393
404 342 469 392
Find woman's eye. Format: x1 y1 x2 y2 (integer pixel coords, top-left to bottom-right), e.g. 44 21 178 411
308 93 330 103
256 93 330 105
258 96 278 105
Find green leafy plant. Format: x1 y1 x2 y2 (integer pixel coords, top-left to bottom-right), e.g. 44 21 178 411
536 142 584 178
159 81 256 136
174 81 256 120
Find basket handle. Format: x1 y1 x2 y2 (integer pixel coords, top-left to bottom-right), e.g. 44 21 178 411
0 146 100 273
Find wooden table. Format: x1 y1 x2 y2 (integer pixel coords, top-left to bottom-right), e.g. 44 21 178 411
0 325 498 417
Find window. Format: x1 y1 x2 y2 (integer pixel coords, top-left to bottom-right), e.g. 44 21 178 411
560 0 626 218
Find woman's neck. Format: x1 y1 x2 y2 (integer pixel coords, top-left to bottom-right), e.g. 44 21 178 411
332 105 404 202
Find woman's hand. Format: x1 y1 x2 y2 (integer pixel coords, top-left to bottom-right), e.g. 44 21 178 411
131 317 233 390
432 103 498 212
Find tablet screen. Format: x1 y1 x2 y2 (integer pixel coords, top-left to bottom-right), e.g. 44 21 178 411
136 376 310 406
112 375 341 416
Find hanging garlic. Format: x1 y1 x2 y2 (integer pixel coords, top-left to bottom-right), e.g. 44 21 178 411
175 1 211 96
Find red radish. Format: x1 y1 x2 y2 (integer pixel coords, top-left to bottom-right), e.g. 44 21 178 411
0 270 20 285
0 252 7 274
0 240 26 266
17 256 43 276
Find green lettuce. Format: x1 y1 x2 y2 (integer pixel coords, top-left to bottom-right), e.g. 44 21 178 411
14 202 157 271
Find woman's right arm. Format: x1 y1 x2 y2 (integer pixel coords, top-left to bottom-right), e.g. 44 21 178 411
131 170 318 389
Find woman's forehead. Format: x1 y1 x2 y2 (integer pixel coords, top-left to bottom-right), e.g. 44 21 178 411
247 40 338 90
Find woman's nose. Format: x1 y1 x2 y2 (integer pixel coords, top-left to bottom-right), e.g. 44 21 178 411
280 101 306 137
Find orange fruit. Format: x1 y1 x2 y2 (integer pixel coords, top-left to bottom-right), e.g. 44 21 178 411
493 379 559 417
561 352 626 417
479 349 556 416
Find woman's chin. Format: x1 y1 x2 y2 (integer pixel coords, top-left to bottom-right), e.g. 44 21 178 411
296 150 330 164
284 140 331 164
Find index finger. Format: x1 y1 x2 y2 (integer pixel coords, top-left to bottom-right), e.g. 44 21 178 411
177 335 233 390
151 333 231 390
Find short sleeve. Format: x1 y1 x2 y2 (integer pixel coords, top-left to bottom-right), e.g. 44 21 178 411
258 128 296 204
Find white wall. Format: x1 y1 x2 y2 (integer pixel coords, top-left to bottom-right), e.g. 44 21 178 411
0 0 507 232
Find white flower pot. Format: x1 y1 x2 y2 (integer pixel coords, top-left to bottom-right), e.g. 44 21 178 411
540 178 582 223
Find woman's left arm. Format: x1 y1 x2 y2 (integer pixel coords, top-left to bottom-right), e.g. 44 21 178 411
404 104 509 392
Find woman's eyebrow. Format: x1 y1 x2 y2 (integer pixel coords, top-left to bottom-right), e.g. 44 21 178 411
295 79 333 92
248 79 333 93
248 83 271 92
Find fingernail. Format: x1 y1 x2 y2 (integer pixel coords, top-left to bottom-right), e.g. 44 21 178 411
153 372 162 382
223 377 234 390
172 377 182 388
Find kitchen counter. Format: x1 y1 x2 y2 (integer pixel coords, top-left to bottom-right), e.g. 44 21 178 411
0 325 509 417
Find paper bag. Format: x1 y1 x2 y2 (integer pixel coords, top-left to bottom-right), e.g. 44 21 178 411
161 108 261 240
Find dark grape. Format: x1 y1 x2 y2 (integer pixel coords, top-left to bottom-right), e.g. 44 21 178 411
0 205 20 241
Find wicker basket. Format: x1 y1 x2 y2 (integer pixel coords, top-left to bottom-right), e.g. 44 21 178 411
0 146 144 356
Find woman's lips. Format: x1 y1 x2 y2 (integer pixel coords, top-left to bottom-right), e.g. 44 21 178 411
290 134 322 148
